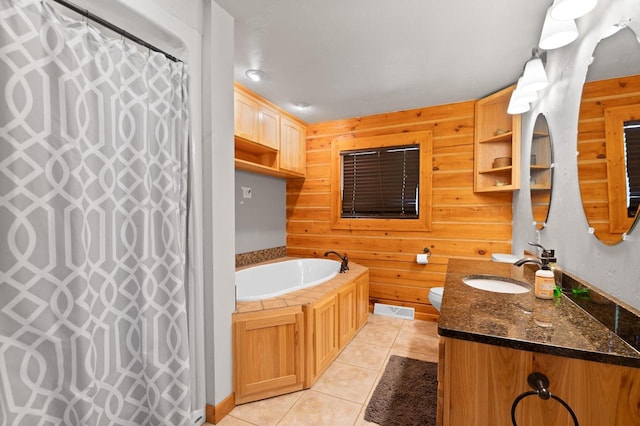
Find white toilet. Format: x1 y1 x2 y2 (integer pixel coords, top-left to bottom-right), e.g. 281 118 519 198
428 287 444 312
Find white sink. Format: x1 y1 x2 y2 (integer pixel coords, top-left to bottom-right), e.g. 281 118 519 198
462 275 530 294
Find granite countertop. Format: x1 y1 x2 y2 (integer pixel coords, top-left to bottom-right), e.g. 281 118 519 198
235 259 368 314
438 259 640 368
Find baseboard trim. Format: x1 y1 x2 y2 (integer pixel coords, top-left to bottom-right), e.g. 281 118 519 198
205 393 235 424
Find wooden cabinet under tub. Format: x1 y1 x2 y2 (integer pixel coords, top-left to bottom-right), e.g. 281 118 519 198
233 262 369 404
233 305 305 404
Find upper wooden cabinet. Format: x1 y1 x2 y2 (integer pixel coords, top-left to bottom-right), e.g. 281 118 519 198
474 85 521 192
279 116 306 176
234 90 280 150
234 82 306 178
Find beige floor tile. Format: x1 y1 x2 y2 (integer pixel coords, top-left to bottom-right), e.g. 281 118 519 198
312 361 378 404
392 330 440 356
388 347 440 363
352 322 400 348
226 391 303 426
354 404 380 426
365 313 405 329
213 415 256 425
400 318 439 335
335 340 390 371
278 390 362 426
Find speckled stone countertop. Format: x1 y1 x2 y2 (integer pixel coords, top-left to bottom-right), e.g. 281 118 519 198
235 259 368 314
438 259 640 368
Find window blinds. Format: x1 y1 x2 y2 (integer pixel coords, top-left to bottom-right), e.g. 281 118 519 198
341 145 419 218
624 120 640 217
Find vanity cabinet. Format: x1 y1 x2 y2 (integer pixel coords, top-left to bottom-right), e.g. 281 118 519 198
474 85 521 192
233 305 305 404
439 337 640 425
234 82 306 178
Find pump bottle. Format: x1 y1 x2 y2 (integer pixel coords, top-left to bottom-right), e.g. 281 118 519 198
534 257 555 299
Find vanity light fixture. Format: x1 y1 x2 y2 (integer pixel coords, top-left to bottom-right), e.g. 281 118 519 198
550 0 597 21
539 7 579 50
520 54 549 93
507 96 531 115
245 69 265 82
507 49 548 115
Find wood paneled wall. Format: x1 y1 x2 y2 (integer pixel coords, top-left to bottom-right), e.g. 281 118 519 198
286 101 513 320
578 74 640 245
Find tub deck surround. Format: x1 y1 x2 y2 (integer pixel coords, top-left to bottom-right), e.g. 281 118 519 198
236 258 368 313
232 258 370 404
438 259 640 368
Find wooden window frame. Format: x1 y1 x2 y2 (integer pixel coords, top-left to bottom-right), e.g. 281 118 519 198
330 131 432 231
604 104 640 233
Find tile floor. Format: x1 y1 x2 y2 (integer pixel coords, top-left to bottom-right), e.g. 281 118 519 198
210 313 440 426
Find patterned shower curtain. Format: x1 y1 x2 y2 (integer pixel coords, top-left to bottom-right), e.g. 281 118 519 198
0 0 197 424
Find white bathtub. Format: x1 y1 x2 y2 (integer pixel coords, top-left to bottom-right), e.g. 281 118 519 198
236 258 342 302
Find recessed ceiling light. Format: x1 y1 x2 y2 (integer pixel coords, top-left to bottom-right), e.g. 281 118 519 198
294 102 310 109
245 69 264 82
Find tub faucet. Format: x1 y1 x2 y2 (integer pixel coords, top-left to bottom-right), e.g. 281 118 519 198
324 251 349 273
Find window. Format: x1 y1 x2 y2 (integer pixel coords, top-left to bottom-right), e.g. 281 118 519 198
330 131 432 231
604 105 640 233
341 145 419 218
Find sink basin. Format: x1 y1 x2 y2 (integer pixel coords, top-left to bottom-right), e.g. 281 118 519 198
462 275 530 294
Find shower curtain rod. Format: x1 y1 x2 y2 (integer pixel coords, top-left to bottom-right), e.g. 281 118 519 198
49 0 181 63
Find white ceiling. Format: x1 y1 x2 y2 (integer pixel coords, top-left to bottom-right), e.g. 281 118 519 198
214 0 636 124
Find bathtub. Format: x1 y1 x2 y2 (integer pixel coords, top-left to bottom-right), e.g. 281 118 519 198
236 258 342 302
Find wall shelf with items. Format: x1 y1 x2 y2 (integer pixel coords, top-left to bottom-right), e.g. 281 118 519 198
234 82 307 179
474 85 521 192
530 130 552 190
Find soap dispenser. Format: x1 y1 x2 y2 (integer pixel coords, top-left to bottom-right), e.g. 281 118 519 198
534 257 555 300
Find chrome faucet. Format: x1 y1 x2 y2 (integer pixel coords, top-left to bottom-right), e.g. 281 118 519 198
528 241 554 259
324 251 349 273
514 257 542 268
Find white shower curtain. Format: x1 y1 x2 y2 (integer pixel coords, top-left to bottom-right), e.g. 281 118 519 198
0 0 200 424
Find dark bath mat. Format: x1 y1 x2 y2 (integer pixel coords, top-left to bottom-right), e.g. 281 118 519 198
364 355 437 426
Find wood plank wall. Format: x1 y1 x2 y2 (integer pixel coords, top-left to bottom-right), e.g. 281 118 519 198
578 74 640 245
286 101 513 320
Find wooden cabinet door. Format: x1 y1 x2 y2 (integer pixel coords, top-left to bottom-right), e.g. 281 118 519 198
355 272 369 329
234 91 259 141
234 306 304 404
338 280 358 348
311 293 339 380
258 106 280 150
441 337 640 425
279 116 306 175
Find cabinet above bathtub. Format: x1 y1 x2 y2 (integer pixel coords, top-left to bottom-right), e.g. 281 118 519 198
234 82 307 179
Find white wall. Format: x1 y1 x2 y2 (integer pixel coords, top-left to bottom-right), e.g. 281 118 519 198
203 1 236 408
513 0 640 311
235 170 286 254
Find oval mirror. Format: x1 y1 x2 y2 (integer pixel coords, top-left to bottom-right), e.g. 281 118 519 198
531 113 553 229
577 25 640 244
